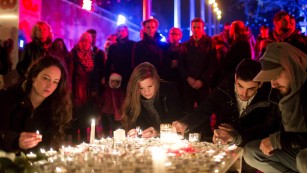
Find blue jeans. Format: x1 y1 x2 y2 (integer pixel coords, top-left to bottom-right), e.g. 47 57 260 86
243 139 299 173
297 148 307 173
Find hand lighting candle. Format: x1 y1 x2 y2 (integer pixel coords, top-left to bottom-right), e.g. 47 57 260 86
90 119 95 144
36 130 42 139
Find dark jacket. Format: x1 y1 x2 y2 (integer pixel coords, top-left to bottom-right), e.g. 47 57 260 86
179 35 217 88
180 75 280 146
0 81 55 152
219 35 251 82
134 81 184 131
106 38 135 88
132 33 168 79
17 38 54 77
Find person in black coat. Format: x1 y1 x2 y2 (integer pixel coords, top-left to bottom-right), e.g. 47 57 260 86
173 58 280 147
122 62 183 138
17 21 54 78
0 55 72 152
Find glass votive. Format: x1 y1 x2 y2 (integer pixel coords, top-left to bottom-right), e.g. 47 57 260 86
189 133 200 142
160 124 172 142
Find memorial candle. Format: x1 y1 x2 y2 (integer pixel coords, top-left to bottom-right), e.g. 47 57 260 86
90 119 95 144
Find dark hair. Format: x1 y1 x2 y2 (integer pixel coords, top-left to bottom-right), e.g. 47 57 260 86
87 29 97 35
235 58 261 81
25 55 72 148
191 17 205 26
273 11 290 23
260 25 269 31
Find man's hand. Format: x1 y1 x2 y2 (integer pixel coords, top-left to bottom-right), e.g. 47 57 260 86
172 121 188 136
212 129 234 145
193 80 203 89
260 137 274 156
19 132 42 150
187 77 196 88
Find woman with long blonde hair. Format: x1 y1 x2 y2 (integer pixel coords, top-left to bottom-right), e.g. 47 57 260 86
122 62 182 138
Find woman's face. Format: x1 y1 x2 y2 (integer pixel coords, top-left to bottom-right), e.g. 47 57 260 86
36 24 49 40
139 77 156 100
31 66 61 99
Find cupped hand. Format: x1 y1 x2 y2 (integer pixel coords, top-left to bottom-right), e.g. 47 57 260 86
19 132 42 150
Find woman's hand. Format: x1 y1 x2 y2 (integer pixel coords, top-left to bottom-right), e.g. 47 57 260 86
19 132 42 150
127 129 137 137
142 127 158 138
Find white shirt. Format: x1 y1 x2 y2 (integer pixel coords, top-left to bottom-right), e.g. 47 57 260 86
235 88 256 117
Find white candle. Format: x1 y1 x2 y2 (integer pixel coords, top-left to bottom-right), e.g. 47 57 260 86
36 130 42 139
26 152 37 159
113 129 126 141
90 119 95 144
151 147 166 173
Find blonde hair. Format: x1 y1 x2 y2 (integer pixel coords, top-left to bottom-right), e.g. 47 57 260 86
30 21 53 40
122 62 160 131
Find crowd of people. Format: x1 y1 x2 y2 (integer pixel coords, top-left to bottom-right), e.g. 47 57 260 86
0 10 307 173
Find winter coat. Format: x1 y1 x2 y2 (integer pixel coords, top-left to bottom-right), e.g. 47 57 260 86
180 75 280 146
106 37 135 88
134 81 184 131
179 35 217 89
17 38 54 77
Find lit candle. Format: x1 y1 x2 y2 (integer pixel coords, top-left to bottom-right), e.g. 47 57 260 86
36 130 42 139
151 147 166 173
26 152 37 159
90 119 95 144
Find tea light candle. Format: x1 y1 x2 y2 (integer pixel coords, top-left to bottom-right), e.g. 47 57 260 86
90 119 95 144
26 152 37 159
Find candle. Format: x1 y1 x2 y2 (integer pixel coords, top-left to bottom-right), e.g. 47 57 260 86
36 130 42 139
90 119 95 144
151 147 166 173
113 129 126 141
26 152 37 159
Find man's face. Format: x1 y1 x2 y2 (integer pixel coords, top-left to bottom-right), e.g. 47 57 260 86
117 27 128 40
143 21 158 38
274 15 291 34
235 77 260 101
169 28 182 44
191 22 204 41
271 70 291 95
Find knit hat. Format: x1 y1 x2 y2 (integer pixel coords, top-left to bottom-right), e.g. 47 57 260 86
109 73 122 88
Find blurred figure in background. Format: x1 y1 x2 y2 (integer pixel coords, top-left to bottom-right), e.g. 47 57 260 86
106 24 135 89
51 38 69 65
67 32 101 144
17 21 54 78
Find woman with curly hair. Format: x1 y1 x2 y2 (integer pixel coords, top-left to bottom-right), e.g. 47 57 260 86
17 21 54 78
122 62 183 138
0 55 72 152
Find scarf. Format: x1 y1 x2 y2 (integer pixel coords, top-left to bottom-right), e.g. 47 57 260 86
77 47 94 72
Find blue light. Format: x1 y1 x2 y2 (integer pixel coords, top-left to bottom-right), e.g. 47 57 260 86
160 34 166 42
117 15 126 25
